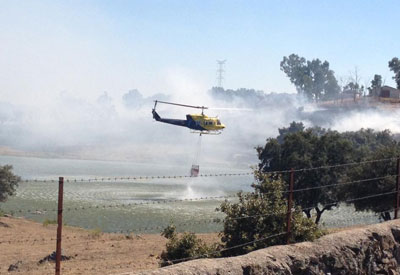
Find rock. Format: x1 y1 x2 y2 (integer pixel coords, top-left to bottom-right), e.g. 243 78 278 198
0 221 10 228
8 261 22 272
38 251 73 264
131 220 400 275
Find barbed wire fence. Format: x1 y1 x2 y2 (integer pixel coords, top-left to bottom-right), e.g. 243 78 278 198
1 156 400 274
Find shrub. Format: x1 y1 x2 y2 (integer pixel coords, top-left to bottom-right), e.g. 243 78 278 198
42 219 57 226
89 228 102 238
0 165 21 202
218 172 323 256
160 224 218 266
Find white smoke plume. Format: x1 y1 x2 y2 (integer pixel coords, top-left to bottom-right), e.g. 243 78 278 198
1 71 399 169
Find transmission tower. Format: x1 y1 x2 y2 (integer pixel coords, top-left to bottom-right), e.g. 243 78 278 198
216 60 226 88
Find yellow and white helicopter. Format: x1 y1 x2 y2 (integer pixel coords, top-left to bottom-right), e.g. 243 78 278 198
152 100 225 135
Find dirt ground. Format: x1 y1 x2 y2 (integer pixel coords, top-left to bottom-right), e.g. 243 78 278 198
0 216 220 275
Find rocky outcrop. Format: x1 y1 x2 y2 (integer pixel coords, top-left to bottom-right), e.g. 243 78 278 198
134 220 400 275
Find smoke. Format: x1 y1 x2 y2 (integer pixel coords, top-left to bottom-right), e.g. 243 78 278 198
1 73 400 169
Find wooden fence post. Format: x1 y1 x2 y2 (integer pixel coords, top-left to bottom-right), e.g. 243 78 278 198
286 169 294 244
395 158 400 219
55 177 64 275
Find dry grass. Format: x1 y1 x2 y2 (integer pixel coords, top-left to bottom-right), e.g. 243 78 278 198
0 216 219 275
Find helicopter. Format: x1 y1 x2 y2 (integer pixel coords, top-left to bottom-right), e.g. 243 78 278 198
152 100 225 135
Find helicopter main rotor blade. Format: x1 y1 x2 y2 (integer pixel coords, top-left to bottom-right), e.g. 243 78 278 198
209 107 254 111
155 100 208 110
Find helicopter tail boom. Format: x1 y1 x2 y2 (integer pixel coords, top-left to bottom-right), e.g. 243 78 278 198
152 109 187 127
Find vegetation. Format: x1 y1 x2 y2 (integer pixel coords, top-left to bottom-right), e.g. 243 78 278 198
341 144 400 221
89 228 103 238
0 165 21 202
257 122 400 222
389 57 400 89
368 74 383 95
160 122 400 264
343 81 364 96
257 122 354 223
160 224 217 266
42 219 58 226
280 54 340 101
218 173 322 256
210 87 296 108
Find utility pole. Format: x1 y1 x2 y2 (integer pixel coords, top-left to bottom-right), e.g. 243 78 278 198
216 60 226 88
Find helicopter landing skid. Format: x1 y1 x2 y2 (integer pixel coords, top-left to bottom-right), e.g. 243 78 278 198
190 130 222 135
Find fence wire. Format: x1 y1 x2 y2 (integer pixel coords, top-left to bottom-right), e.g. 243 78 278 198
9 173 397 215
2 156 400 274
18 156 398 183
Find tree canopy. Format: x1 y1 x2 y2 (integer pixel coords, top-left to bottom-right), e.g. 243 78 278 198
368 74 383 96
280 54 340 101
257 123 353 223
389 57 400 89
218 173 321 256
257 122 400 222
0 165 20 202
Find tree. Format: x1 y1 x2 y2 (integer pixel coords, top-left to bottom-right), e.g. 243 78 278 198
218 173 321 256
342 129 394 162
0 165 20 202
388 57 400 89
258 123 400 222
280 54 340 101
122 89 144 108
277 121 305 144
368 74 382 96
341 136 400 221
343 82 359 92
257 125 354 224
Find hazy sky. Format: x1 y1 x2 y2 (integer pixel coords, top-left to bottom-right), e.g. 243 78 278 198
1 0 399 104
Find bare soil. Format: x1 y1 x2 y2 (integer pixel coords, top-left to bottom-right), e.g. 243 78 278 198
0 216 219 275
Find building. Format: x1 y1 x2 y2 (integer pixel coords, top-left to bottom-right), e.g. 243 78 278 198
376 86 400 103
379 86 400 98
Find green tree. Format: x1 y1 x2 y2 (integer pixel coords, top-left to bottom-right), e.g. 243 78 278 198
280 54 340 101
368 74 382 96
259 123 400 222
218 173 322 256
277 121 305 144
341 140 400 221
389 57 400 89
344 82 360 92
0 165 21 202
280 54 308 96
257 126 354 223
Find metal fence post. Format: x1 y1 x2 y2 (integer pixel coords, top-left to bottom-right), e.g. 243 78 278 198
395 158 400 219
55 177 64 275
286 168 294 244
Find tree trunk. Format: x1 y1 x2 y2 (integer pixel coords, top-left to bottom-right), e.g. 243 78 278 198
303 209 311 219
380 211 392 221
315 207 324 224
